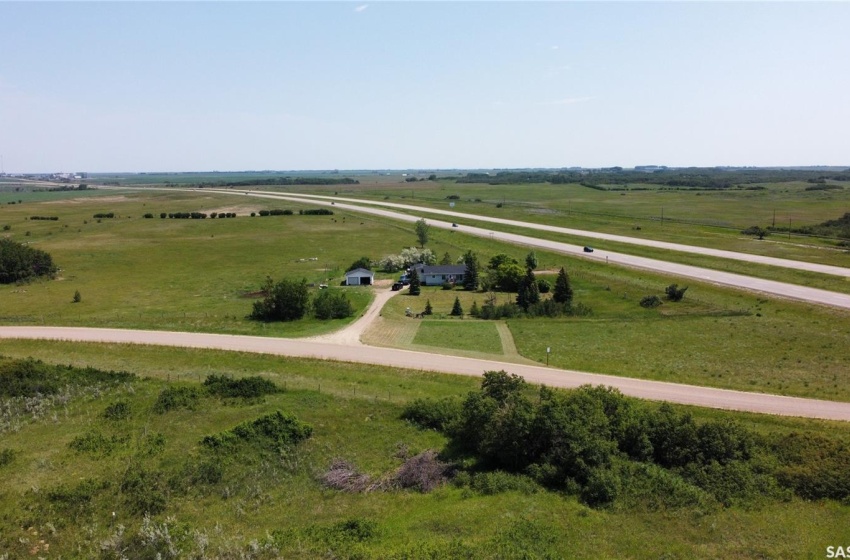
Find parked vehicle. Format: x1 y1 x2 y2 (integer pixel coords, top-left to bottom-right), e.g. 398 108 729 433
391 282 403 291
583 246 594 253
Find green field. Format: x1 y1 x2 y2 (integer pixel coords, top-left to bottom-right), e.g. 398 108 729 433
1 341 849 559
3 182 850 558
3 188 850 402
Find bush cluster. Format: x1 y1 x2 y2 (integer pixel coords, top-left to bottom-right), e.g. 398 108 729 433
29 216 59 221
300 208 334 215
203 374 280 399
102 400 131 420
314 289 354 319
258 209 294 216
403 372 836 509
152 386 201 414
201 411 313 452
69 430 129 455
0 238 58 284
0 357 134 397
250 277 353 322
120 462 168 515
93 212 115 219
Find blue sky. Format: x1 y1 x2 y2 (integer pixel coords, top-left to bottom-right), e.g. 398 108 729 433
1 1 848 173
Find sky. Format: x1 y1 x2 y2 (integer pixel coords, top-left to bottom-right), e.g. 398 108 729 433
1 1 848 173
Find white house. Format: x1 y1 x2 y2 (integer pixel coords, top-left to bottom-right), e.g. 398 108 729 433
345 268 374 286
412 264 466 286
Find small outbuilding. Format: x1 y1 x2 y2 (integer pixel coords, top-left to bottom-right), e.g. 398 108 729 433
345 268 374 286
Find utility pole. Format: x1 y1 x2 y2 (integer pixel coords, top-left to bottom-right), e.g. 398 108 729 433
772 209 776 228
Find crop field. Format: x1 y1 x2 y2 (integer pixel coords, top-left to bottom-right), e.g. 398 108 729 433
1 341 849 559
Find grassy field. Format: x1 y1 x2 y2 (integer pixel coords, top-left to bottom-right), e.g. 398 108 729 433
3 188 850 402
1 341 849 558
369 266 850 402
0 189 439 336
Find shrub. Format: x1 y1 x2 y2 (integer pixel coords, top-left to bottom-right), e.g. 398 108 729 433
103 400 131 420
73 289 81 303
665 284 688 302
581 468 621 507
0 448 16 468
47 479 110 512
159 212 167 218
313 289 353 320
402 397 462 431
69 431 129 455
250 276 310 322
93 212 115 219
120 462 168 515
640 295 662 308
423 299 433 315
203 374 280 399
201 411 313 451
537 279 551 293
441 281 453 290
152 386 200 414
143 213 154 219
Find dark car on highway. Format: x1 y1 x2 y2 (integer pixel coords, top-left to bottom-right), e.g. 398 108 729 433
583 246 594 253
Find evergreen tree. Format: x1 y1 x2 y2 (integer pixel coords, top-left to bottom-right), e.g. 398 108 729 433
516 267 540 311
462 250 480 291
470 300 480 317
408 267 421 296
424 299 433 315
450 296 463 316
525 251 538 270
440 252 453 265
553 267 573 307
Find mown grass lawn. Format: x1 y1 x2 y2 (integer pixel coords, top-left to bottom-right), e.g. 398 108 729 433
413 321 503 354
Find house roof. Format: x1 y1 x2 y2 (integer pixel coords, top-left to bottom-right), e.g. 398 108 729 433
414 265 466 274
345 268 374 276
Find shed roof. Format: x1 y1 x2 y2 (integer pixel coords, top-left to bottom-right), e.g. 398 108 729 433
344 268 374 276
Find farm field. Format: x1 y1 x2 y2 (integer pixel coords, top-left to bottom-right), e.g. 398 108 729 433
1 340 849 559
3 188 850 401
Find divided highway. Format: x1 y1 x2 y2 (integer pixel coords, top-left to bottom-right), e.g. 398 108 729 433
219 189 850 311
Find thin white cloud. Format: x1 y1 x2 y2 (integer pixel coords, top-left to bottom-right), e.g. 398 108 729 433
550 45 559 50
354 5 369 13
539 96 595 106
